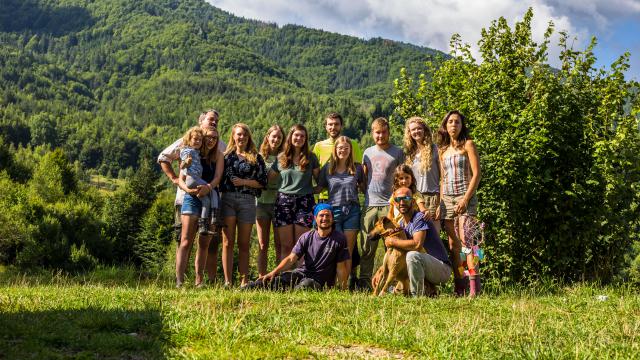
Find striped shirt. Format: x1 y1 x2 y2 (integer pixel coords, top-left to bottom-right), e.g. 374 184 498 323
442 153 470 196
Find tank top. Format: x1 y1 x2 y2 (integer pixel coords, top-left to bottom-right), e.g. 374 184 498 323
201 158 216 183
442 153 470 196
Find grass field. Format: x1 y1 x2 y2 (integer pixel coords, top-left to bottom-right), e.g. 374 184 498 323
1 267 638 359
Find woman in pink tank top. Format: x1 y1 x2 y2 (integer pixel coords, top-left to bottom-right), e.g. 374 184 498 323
437 110 481 297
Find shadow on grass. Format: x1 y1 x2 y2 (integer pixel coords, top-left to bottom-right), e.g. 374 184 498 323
0 308 168 359
0 265 176 288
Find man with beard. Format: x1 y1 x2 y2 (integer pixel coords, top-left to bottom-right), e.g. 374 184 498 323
157 109 227 282
384 187 452 297
250 203 350 290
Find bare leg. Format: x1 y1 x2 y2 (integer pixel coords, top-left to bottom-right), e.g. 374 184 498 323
237 222 254 286
222 216 237 285
343 230 358 275
274 224 282 262
277 224 295 258
205 230 219 282
175 215 198 286
444 219 462 278
256 217 271 276
293 224 310 246
195 231 212 286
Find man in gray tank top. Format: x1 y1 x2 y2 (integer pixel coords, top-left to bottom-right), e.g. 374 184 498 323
357 117 404 288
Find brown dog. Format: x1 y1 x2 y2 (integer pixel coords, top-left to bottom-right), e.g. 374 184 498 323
368 216 426 296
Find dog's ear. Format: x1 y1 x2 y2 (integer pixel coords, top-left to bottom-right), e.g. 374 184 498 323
367 233 381 242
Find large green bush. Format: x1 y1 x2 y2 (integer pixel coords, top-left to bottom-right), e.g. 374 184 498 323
0 141 177 272
393 9 640 283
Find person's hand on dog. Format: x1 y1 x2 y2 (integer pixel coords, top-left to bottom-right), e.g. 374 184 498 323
372 272 381 289
384 237 396 248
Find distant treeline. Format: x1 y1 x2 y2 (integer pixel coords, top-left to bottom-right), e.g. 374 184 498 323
0 0 441 176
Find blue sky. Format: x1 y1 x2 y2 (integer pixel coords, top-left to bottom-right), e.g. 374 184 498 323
208 0 640 80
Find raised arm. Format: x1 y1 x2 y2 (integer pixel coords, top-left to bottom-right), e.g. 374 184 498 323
160 162 179 186
158 138 182 185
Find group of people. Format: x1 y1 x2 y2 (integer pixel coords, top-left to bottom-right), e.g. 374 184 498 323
157 109 481 297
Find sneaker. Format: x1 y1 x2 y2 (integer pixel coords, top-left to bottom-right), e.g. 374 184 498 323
454 277 468 297
355 278 372 292
198 218 214 235
348 275 357 291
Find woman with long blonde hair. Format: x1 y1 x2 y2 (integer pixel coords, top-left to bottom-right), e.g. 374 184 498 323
255 125 285 276
269 124 320 258
404 116 441 234
220 123 267 287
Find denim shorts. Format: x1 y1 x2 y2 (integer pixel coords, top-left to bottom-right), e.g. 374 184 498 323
274 193 315 228
181 194 202 216
332 203 361 232
221 192 257 224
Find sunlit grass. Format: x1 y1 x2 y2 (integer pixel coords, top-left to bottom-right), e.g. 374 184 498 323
1 268 638 359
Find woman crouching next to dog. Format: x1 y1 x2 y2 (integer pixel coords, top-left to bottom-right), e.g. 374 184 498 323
378 187 452 297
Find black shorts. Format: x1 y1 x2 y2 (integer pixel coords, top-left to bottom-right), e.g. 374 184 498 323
274 193 315 228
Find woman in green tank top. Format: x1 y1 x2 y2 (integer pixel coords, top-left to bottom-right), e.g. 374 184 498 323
255 125 284 276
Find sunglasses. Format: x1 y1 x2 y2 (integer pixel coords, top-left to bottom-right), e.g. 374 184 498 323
393 196 413 203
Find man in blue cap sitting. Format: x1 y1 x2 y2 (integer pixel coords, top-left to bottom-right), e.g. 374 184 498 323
251 203 350 290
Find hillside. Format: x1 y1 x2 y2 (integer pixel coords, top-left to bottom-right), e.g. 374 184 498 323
0 0 444 175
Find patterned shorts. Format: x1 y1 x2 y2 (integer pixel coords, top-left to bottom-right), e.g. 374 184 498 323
274 193 315 228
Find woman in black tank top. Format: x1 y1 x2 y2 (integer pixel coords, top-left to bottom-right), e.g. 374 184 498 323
175 128 224 287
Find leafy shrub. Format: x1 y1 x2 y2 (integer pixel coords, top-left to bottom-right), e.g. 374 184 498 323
134 190 174 274
393 9 640 283
101 159 159 263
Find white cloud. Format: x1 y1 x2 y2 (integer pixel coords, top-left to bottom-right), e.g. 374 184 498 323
207 0 640 76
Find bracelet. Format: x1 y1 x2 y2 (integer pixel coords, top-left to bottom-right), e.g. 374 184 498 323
207 183 213 189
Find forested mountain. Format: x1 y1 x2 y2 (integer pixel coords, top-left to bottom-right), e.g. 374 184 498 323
0 0 443 175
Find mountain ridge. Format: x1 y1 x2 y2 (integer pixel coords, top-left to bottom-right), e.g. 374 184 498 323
0 0 445 175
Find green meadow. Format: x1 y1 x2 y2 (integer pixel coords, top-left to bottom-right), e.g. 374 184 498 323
1 268 638 359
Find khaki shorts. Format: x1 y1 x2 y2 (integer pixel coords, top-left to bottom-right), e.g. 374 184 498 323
421 193 440 214
440 194 477 219
256 202 275 221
